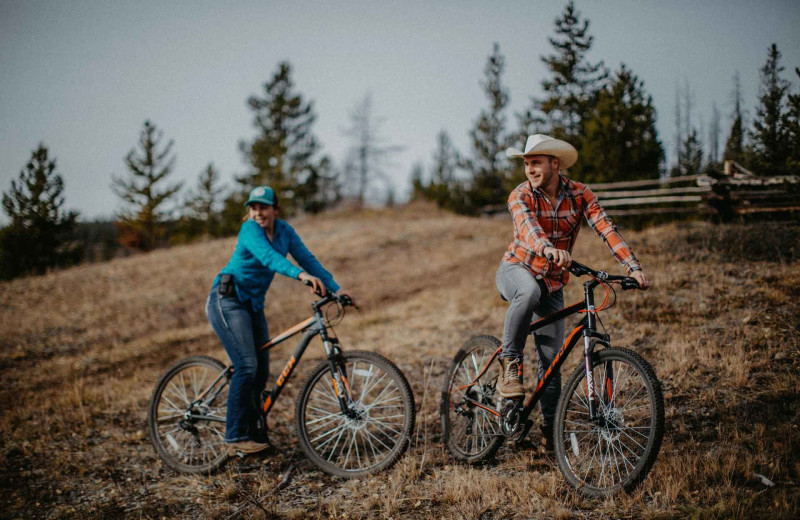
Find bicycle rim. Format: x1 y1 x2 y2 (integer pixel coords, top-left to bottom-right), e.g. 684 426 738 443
555 348 664 496
297 351 414 477
441 336 505 462
148 356 230 474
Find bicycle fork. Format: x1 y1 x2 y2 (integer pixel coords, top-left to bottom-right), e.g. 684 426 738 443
322 335 361 420
582 306 614 423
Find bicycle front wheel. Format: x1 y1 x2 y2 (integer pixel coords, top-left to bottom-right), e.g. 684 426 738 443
296 350 415 478
554 347 664 496
147 355 230 474
440 335 505 463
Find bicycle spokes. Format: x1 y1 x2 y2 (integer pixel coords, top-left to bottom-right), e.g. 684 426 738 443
442 337 506 462
558 350 659 494
149 357 230 473
299 354 412 475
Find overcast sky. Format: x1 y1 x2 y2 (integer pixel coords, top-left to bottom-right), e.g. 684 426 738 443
2 0 799 222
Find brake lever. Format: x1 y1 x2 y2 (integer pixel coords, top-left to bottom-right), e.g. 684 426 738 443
619 277 640 290
338 294 359 310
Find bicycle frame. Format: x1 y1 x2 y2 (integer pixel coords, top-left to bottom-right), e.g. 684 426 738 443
191 295 350 423
518 277 612 426
260 295 352 417
459 277 613 438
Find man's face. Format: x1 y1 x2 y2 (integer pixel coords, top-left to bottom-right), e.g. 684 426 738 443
523 155 558 190
248 202 277 229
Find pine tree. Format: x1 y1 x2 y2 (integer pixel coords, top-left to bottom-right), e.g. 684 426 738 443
181 163 224 239
462 42 510 213
580 64 664 182
723 72 746 166
528 1 606 138
423 130 464 211
238 61 329 214
299 156 341 213
430 131 458 190
112 120 182 251
679 129 704 176
1 144 80 278
784 68 800 174
409 162 426 201
750 44 790 175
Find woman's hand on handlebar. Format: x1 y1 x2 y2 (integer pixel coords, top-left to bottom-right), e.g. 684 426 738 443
630 270 650 290
543 246 572 268
298 272 325 295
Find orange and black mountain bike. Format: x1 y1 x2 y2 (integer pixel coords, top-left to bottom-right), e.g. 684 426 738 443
441 260 664 496
148 288 415 477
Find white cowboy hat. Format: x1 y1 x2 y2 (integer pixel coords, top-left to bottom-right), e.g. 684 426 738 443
506 134 578 169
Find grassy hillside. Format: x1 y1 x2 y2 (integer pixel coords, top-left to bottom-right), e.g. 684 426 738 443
1 202 798 519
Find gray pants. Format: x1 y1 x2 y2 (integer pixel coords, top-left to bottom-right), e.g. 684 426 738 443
495 261 565 427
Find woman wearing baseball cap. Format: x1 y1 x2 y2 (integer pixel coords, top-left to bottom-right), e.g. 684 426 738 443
206 185 356 455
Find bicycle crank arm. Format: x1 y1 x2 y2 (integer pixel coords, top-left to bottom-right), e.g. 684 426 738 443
462 397 502 416
512 420 534 446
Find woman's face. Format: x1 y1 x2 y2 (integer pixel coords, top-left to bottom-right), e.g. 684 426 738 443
248 202 278 229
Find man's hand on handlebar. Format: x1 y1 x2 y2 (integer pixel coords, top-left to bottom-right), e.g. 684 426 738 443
630 270 650 290
543 252 650 291
543 246 572 268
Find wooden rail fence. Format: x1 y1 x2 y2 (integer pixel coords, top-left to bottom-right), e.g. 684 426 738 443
483 161 800 220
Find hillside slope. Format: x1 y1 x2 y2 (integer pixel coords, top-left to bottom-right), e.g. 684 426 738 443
1 203 798 519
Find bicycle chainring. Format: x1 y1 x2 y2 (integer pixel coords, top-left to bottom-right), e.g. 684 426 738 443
500 399 523 437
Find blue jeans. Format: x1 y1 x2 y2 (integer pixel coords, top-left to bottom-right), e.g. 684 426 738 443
206 289 269 443
495 262 565 428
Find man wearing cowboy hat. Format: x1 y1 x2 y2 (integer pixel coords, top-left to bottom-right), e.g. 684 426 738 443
496 134 649 451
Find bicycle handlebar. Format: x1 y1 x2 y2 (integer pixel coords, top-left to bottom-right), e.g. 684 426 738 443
301 279 357 307
545 254 640 290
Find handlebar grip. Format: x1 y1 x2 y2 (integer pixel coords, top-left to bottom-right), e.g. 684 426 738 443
301 278 327 297
547 252 588 276
620 277 640 290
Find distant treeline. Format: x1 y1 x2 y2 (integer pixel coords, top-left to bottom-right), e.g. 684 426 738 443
2 0 798 280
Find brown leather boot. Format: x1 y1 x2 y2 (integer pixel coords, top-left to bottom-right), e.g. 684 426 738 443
497 357 524 398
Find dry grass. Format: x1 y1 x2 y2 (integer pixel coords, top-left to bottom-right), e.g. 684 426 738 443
1 202 798 519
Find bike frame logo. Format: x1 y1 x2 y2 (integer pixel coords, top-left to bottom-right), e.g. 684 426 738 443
277 355 297 387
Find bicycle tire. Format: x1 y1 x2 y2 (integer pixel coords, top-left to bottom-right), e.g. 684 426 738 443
295 350 415 478
554 347 664 496
441 335 506 463
147 355 230 474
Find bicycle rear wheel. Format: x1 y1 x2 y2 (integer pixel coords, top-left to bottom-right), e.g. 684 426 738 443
554 347 664 496
441 335 505 463
296 350 415 478
147 355 230 474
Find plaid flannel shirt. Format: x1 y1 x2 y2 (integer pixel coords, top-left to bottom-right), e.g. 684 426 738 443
502 175 642 293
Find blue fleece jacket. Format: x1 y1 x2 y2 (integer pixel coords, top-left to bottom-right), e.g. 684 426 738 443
212 219 339 311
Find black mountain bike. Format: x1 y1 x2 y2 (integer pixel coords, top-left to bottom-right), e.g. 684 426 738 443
148 288 415 477
441 260 664 496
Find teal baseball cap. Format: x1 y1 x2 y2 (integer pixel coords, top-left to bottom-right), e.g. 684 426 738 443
245 186 276 207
